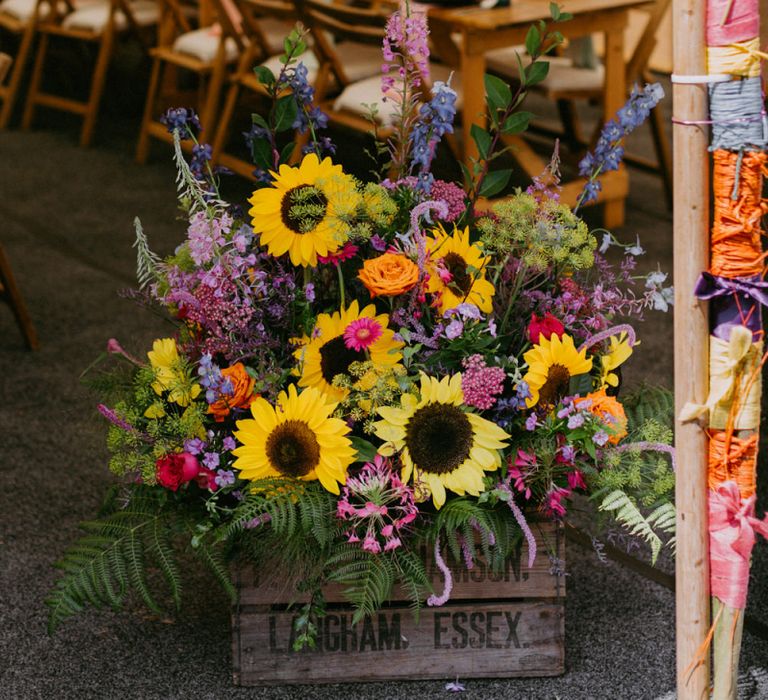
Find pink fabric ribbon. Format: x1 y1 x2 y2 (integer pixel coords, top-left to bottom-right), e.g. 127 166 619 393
709 480 768 608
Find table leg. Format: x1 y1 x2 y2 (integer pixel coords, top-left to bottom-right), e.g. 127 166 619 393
601 19 627 228
461 47 487 165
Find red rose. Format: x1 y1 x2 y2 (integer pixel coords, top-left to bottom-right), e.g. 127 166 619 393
528 313 565 344
156 452 200 491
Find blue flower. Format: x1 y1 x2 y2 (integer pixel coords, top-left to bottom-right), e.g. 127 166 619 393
160 107 201 136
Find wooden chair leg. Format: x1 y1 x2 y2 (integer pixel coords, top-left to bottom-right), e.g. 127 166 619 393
20 31 49 130
0 243 39 350
645 72 673 210
79 28 115 147
555 98 584 151
0 22 36 129
136 55 163 163
199 61 225 138
211 79 242 164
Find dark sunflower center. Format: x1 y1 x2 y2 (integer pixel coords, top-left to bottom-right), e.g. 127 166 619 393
319 335 366 384
442 252 473 295
404 402 473 475
538 363 571 406
265 419 321 477
280 184 328 234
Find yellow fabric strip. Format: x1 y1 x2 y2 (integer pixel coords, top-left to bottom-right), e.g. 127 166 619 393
708 37 763 77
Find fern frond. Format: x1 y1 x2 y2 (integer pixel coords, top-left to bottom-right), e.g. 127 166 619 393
149 518 182 610
599 489 663 563
133 217 162 290
192 539 237 602
621 385 674 433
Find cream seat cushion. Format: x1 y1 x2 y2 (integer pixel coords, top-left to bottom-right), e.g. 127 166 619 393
173 25 242 63
485 47 604 94
259 50 319 85
333 42 382 83
61 0 158 31
0 0 98 21
333 62 462 127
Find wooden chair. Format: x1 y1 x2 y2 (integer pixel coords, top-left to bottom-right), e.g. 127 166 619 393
20 0 159 146
209 0 303 178
486 0 672 207
299 0 462 144
0 0 48 128
134 0 245 163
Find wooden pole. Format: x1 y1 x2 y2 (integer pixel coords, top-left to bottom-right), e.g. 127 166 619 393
673 1 711 699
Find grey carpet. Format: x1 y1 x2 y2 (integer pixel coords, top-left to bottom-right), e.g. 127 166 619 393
0 67 766 699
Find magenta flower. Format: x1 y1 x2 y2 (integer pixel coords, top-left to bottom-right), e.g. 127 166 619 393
567 469 587 490
343 318 383 352
544 485 571 519
317 242 359 267
336 455 418 553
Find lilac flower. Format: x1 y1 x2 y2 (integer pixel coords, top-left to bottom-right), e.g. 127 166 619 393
202 452 220 469
567 414 585 429
184 437 206 455
370 234 388 252
525 413 538 431
215 469 236 488
304 282 315 303
222 436 237 452
444 319 464 339
593 430 610 447
560 445 576 463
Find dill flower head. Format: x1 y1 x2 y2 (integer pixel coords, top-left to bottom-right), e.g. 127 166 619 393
361 183 397 227
477 193 596 272
337 455 418 553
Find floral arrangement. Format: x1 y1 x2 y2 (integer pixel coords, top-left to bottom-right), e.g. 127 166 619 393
48 9 676 641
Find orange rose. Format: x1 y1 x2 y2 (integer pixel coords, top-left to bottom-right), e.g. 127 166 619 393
579 388 628 444
208 362 255 422
358 253 419 298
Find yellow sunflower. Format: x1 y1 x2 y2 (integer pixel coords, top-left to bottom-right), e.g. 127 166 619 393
248 153 360 267
147 338 201 407
426 225 495 315
294 300 404 401
373 373 510 509
232 384 355 495
522 333 593 408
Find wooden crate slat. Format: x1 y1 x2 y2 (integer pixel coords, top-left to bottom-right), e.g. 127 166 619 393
237 522 564 605
233 600 564 685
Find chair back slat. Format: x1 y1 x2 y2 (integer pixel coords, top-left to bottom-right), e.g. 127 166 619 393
625 0 671 81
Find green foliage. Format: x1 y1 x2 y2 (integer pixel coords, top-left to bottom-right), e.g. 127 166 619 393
133 217 161 290
47 486 234 632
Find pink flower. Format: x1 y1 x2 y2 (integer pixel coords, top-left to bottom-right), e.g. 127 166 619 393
384 537 402 552
317 243 359 267
528 313 565 344
363 536 382 553
343 318 383 352
461 354 506 410
567 469 587 491
195 467 219 491
156 452 200 491
544 485 571 519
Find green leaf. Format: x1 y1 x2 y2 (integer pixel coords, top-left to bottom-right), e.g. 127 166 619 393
253 64 275 87
274 95 299 132
501 111 532 135
279 141 295 165
484 74 512 113
524 60 550 87
350 436 378 463
479 168 512 198
251 137 272 171
470 124 492 160
251 113 269 130
549 2 560 20
568 371 592 397
525 25 541 57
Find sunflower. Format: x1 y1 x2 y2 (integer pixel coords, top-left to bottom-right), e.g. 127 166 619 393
232 384 355 494
294 300 404 401
522 333 593 408
373 373 510 509
248 153 360 267
425 225 495 315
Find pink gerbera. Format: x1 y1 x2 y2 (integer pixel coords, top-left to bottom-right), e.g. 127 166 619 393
317 242 359 266
343 318 383 351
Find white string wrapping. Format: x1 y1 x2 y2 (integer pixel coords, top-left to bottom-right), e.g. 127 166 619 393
709 77 768 151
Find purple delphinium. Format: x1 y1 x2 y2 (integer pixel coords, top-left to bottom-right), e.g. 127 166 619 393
409 80 457 192
160 107 202 136
576 83 664 208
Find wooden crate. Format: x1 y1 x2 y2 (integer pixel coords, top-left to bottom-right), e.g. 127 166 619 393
232 521 565 685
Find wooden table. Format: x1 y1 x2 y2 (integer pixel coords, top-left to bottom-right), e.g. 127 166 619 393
428 0 652 227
